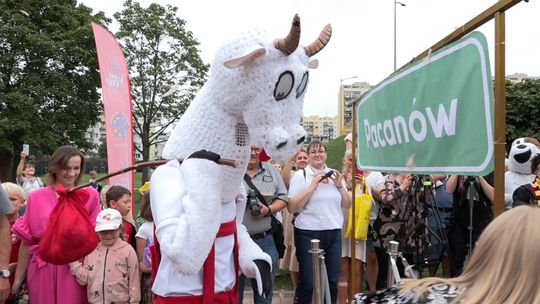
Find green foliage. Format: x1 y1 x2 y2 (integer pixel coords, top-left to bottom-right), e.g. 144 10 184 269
0 0 109 178
505 79 540 147
325 135 347 170
114 0 209 182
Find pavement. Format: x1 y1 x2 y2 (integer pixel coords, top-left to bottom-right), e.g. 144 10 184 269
242 290 295 304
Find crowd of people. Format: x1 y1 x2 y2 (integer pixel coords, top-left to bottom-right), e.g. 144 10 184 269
0 136 538 304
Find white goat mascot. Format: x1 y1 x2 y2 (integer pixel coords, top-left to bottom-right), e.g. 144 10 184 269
150 15 331 302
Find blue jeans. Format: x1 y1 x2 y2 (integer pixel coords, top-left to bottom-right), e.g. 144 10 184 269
238 233 279 304
294 228 341 304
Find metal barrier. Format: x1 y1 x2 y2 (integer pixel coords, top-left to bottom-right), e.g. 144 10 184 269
387 241 402 287
310 239 332 304
386 241 417 287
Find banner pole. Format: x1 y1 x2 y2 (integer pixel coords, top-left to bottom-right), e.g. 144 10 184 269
493 10 506 216
349 99 357 300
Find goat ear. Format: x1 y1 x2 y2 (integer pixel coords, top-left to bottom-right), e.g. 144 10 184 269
308 59 319 69
224 46 267 69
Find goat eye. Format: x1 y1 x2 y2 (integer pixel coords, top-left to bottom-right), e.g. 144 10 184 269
274 71 294 101
296 71 309 98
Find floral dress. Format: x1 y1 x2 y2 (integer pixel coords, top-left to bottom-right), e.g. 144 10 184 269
353 284 464 303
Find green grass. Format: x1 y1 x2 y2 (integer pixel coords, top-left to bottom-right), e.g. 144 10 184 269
245 269 293 291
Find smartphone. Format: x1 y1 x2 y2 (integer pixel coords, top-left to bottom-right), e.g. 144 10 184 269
22 144 30 154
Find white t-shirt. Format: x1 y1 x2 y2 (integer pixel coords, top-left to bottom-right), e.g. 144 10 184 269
364 172 385 223
136 221 154 242
288 165 344 230
136 221 154 267
18 176 43 195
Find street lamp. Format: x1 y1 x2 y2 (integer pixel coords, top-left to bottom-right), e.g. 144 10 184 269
394 0 406 71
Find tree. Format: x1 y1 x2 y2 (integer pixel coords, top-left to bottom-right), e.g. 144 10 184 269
0 0 109 181
114 0 208 183
505 79 540 148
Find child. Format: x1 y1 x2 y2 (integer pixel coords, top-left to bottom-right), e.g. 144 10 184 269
135 185 154 304
1 182 25 302
106 185 137 249
69 208 140 303
99 185 111 210
16 151 44 196
88 170 103 193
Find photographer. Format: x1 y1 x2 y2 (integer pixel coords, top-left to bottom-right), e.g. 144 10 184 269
288 141 351 304
240 145 288 304
372 173 427 289
446 174 494 276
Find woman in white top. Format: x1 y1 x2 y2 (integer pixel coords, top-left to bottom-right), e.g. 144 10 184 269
339 150 385 300
288 141 351 304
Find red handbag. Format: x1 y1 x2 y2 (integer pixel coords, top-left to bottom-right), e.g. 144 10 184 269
39 185 98 265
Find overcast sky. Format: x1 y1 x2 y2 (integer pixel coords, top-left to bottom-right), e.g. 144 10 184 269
81 0 539 116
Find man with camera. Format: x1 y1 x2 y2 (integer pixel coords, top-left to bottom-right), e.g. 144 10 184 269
240 144 288 304
446 174 494 276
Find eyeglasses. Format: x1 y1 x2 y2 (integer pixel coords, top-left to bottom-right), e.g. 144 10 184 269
309 150 326 155
250 147 261 153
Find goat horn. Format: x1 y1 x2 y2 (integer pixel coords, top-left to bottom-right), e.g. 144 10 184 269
304 24 332 57
274 14 301 55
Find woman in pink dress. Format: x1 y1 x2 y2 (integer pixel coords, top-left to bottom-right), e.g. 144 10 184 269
11 146 100 303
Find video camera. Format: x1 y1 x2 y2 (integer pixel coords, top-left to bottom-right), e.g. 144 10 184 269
411 174 432 187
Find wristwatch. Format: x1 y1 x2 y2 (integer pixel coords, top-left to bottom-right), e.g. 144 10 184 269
0 269 10 278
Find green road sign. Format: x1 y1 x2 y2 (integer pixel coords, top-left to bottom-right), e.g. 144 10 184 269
356 31 493 175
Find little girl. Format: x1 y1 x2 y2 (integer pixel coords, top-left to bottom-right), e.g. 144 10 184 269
135 186 154 304
69 208 140 303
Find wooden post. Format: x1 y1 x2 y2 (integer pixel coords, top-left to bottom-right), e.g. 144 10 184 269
349 103 357 300
494 10 506 216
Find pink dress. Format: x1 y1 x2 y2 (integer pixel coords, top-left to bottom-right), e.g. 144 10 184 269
12 186 100 304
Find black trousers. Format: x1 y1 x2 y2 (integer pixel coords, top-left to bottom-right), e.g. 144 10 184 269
449 223 483 277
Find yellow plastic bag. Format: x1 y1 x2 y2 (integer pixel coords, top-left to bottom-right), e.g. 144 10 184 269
345 177 373 240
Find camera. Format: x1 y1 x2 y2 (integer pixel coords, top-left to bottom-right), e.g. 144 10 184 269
320 170 335 182
246 190 261 217
411 174 432 187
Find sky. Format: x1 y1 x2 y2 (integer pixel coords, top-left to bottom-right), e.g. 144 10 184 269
81 0 539 116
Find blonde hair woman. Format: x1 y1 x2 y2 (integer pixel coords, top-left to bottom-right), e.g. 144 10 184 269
353 205 540 303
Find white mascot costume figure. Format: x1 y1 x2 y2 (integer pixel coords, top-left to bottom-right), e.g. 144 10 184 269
150 15 331 303
504 137 540 209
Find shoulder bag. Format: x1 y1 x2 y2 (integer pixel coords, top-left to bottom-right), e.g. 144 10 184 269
243 174 285 258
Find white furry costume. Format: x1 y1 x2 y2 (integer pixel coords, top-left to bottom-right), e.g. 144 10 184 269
150 15 331 298
504 138 540 209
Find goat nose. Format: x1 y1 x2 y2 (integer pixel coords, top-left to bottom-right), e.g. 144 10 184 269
297 136 305 145
517 144 526 149
276 141 288 150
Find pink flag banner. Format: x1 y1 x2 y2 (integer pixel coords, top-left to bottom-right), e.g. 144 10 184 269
91 22 134 198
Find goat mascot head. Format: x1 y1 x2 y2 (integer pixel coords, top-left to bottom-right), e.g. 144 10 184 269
162 15 331 177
